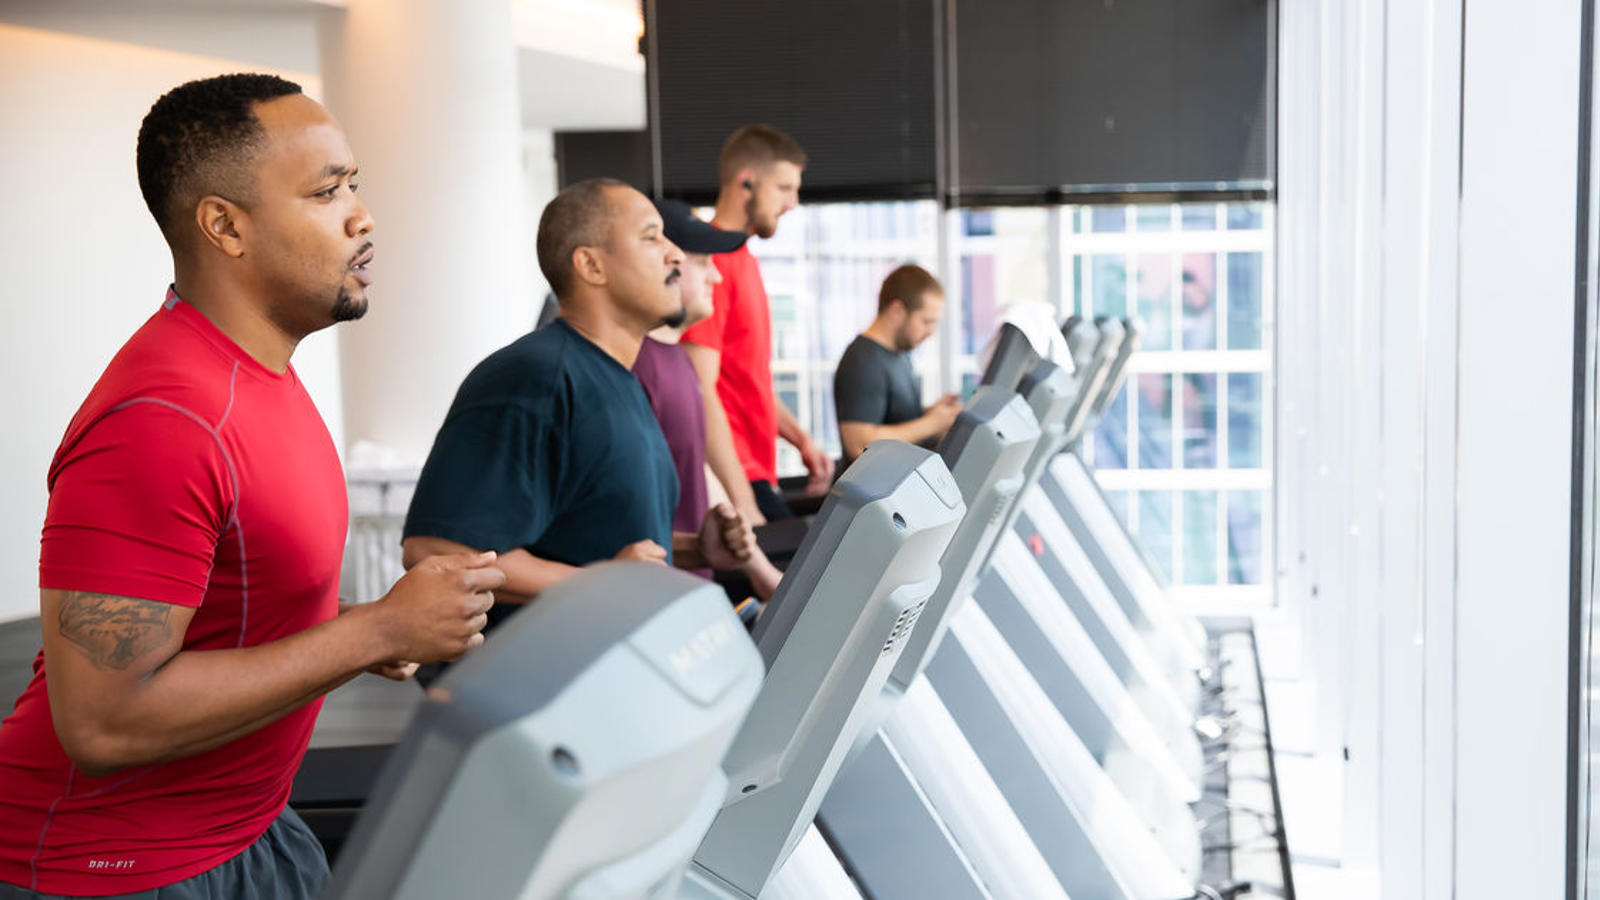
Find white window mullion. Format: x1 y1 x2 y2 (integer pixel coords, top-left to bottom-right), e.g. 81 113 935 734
1173 487 1185 586
1218 488 1230 587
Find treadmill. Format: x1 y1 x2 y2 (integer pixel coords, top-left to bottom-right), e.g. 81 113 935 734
326 563 764 899
823 331 1203 899
1043 318 1210 685
944 328 1206 893
1004 317 1206 736
978 319 1206 786
681 438 964 899
858 383 1042 745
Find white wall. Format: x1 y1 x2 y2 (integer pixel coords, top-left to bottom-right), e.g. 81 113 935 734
0 0 324 74
524 127 559 300
0 24 340 623
1275 0 1581 895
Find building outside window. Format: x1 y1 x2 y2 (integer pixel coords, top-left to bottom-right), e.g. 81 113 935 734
751 200 1274 607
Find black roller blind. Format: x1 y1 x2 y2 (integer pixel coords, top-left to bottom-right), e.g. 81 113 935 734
554 130 654 194
953 0 1272 202
648 0 938 203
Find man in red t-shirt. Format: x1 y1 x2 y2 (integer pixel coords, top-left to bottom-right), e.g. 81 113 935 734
681 125 834 524
0 75 502 899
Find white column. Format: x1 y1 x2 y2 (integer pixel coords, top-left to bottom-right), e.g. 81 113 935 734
1454 1 1580 896
523 127 558 298
317 0 533 464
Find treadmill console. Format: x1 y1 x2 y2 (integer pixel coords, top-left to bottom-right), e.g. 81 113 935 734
888 385 1042 695
325 564 763 900
978 321 1042 392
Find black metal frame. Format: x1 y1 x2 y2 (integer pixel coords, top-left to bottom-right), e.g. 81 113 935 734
1569 0 1596 896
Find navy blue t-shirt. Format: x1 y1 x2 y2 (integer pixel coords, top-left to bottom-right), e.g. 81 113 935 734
404 319 679 576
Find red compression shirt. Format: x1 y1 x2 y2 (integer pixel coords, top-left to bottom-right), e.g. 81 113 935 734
0 288 347 895
680 240 780 485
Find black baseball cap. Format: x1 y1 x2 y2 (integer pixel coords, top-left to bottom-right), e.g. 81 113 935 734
654 199 747 254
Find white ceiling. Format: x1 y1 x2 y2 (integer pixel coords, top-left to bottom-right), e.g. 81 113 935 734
0 0 646 131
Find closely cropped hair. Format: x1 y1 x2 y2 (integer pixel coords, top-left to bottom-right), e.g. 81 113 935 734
537 178 629 298
136 73 303 239
718 124 808 185
878 264 944 315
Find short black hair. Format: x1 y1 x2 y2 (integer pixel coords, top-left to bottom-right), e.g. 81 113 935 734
136 73 303 240
537 177 630 298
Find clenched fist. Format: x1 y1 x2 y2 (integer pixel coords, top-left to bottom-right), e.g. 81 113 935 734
371 551 505 663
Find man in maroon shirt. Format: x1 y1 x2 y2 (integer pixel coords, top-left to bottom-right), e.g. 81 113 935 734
634 200 783 601
0 75 502 899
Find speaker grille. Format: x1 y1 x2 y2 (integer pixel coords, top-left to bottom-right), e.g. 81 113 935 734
882 598 929 653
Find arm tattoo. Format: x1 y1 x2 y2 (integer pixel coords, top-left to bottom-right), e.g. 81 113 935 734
57 592 174 670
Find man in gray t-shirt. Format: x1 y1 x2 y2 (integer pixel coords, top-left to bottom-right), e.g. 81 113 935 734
832 264 960 467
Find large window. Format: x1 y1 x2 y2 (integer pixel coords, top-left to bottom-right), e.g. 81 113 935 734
755 200 1273 605
748 201 941 474
1066 202 1274 602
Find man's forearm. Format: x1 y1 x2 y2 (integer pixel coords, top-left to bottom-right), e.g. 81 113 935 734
703 389 761 513
686 343 762 515
490 551 575 598
671 531 710 570
777 402 809 449
840 415 943 458
50 604 393 775
403 538 572 600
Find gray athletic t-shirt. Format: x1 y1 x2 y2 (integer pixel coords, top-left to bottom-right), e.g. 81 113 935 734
833 335 924 463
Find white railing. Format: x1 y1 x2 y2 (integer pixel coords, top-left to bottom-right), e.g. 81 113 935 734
340 469 418 604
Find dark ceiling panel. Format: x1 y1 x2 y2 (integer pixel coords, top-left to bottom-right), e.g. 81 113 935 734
953 0 1272 198
649 0 939 203
555 130 654 194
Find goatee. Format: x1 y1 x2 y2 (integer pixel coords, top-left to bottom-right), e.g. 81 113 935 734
331 287 368 323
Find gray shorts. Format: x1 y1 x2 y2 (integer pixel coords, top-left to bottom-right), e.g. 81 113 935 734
0 806 329 900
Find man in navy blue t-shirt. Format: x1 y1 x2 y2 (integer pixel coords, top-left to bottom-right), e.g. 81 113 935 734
402 178 755 629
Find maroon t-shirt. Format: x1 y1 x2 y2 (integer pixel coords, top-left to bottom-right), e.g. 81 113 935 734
0 289 346 895
633 337 710 573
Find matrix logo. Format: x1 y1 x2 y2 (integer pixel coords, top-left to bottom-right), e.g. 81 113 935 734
668 619 738 677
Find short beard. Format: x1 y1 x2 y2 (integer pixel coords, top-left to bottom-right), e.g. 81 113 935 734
660 307 688 329
745 196 777 239
331 286 368 323
894 327 915 352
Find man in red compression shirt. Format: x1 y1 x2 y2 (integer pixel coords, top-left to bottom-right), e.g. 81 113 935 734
0 74 503 899
680 124 833 524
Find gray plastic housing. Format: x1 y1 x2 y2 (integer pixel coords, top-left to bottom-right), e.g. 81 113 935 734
1092 316 1144 418
978 359 1079 577
887 385 1041 693
1062 317 1121 444
689 440 965 898
979 321 1042 392
324 563 764 900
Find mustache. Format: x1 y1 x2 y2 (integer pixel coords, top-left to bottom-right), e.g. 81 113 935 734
348 242 374 268
665 267 681 285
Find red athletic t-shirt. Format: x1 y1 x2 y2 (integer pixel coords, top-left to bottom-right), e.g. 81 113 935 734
0 289 347 895
681 240 779 484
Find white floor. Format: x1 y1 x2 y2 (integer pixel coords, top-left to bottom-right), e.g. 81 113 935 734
1255 615 1381 900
